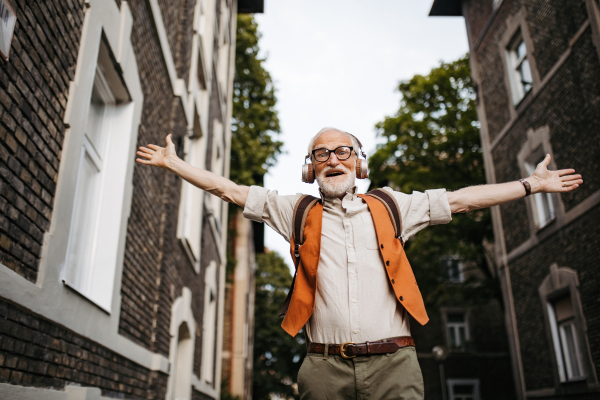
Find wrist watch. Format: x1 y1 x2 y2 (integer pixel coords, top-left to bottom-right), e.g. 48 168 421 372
519 179 531 197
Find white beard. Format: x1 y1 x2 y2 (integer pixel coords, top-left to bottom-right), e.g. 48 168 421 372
316 164 356 198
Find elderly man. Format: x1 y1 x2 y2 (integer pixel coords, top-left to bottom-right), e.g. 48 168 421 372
136 128 582 399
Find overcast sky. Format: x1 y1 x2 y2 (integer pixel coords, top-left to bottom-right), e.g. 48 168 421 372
253 1 469 271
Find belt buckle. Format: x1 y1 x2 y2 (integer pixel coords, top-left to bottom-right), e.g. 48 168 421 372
340 342 356 359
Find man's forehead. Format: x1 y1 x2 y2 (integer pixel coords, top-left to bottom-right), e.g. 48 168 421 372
313 131 352 149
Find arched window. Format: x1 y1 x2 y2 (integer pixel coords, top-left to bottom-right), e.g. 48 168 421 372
173 323 193 400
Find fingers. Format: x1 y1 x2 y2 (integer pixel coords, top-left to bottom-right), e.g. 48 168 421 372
558 168 576 176
561 174 581 181
139 146 156 154
166 134 174 146
562 183 580 192
136 150 153 160
562 178 583 187
147 144 161 151
135 158 151 165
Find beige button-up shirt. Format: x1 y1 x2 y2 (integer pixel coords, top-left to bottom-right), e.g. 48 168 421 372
243 185 452 344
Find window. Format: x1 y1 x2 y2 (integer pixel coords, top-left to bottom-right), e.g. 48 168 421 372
547 293 585 382
201 261 218 384
62 37 136 311
173 323 193 400
539 264 593 386
446 311 469 349
177 113 207 271
506 32 533 105
442 257 463 283
447 379 480 400
524 149 555 229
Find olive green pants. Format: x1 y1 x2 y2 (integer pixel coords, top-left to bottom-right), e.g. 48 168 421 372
297 346 424 400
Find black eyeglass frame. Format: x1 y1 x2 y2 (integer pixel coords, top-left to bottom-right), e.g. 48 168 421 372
310 146 355 163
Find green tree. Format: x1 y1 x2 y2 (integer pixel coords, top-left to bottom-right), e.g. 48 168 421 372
253 252 305 400
230 15 283 187
369 55 499 306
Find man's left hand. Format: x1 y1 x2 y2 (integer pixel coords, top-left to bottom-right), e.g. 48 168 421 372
528 154 583 194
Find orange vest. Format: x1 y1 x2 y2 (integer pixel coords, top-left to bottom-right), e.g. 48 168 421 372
281 195 429 337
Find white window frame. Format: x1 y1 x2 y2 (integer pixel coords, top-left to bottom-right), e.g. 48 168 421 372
177 113 207 273
167 288 197 400
517 127 564 234
201 260 218 385
523 149 555 229
499 9 541 116
539 264 596 387
506 32 533 105
442 256 463 283
443 309 470 350
447 379 481 400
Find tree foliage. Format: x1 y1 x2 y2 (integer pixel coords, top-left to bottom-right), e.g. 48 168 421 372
369 55 499 306
253 251 305 400
230 15 283 187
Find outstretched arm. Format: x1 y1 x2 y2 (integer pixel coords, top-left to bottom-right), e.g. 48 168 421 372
135 134 250 207
447 154 582 214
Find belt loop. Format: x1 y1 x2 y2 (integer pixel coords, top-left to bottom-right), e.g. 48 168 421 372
366 341 370 356
323 343 329 360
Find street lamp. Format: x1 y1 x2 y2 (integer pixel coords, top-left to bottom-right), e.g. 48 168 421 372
432 345 449 400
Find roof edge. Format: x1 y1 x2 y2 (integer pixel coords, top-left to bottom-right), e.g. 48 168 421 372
429 0 463 16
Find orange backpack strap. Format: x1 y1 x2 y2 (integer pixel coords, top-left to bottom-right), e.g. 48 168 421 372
278 195 320 317
365 188 404 245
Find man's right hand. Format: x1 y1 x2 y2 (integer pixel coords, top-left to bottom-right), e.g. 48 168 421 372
136 134 178 169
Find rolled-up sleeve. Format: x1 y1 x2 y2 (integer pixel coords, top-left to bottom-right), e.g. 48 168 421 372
384 187 452 241
242 185 301 243
426 189 452 225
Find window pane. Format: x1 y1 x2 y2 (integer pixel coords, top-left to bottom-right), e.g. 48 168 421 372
459 327 466 347
86 82 107 158
454 384 475 394
554 295 574 322
447 312 465 323
68 150 102 292
520 58 533 93
517 41 527 59
449 327 457 347
560 321 583 379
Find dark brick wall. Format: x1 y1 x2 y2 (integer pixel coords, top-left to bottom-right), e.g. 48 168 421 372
0 0 84 282
491 31 600 253
464 0 600 396
0 299 163 400
525 0 589 80
464 0 495 46
0 0 228 398
510 204 600 392
157 0 195 87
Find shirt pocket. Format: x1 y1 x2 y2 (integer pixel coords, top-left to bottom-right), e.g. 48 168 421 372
358 213 380 250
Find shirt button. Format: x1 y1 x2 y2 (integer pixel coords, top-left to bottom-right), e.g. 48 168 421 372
354 330 358 334
386 261 390 266
380 244 384 249
399 296 404 301
392 279 395 284
352 299 356 303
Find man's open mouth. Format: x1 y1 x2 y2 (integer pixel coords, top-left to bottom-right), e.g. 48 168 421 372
325 171 345 177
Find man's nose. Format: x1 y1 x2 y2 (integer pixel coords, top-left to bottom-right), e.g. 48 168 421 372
327 152 340 166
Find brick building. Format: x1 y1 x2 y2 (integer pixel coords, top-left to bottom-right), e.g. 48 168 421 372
411 260 516 400
0 0 262 399
430 0 600 399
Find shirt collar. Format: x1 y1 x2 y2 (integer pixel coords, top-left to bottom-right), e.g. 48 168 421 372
319 185 358 204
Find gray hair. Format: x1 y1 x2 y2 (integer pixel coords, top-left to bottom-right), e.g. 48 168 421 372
307 127 362 159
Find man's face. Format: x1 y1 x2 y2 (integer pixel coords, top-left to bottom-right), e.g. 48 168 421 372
312 131 356 198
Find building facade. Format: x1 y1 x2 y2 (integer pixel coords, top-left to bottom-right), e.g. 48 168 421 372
431 0 600 399
0 0 261 399
411 259 516 400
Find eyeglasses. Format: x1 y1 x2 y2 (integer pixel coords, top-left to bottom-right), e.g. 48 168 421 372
312 146 354 163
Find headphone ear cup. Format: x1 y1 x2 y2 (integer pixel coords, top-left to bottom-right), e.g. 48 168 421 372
302 163 315 183
356 159 369 179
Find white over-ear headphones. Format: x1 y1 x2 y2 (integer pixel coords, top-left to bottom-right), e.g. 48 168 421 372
302 134 369 183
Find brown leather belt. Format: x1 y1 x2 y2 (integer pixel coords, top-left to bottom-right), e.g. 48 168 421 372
307 336 415 359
